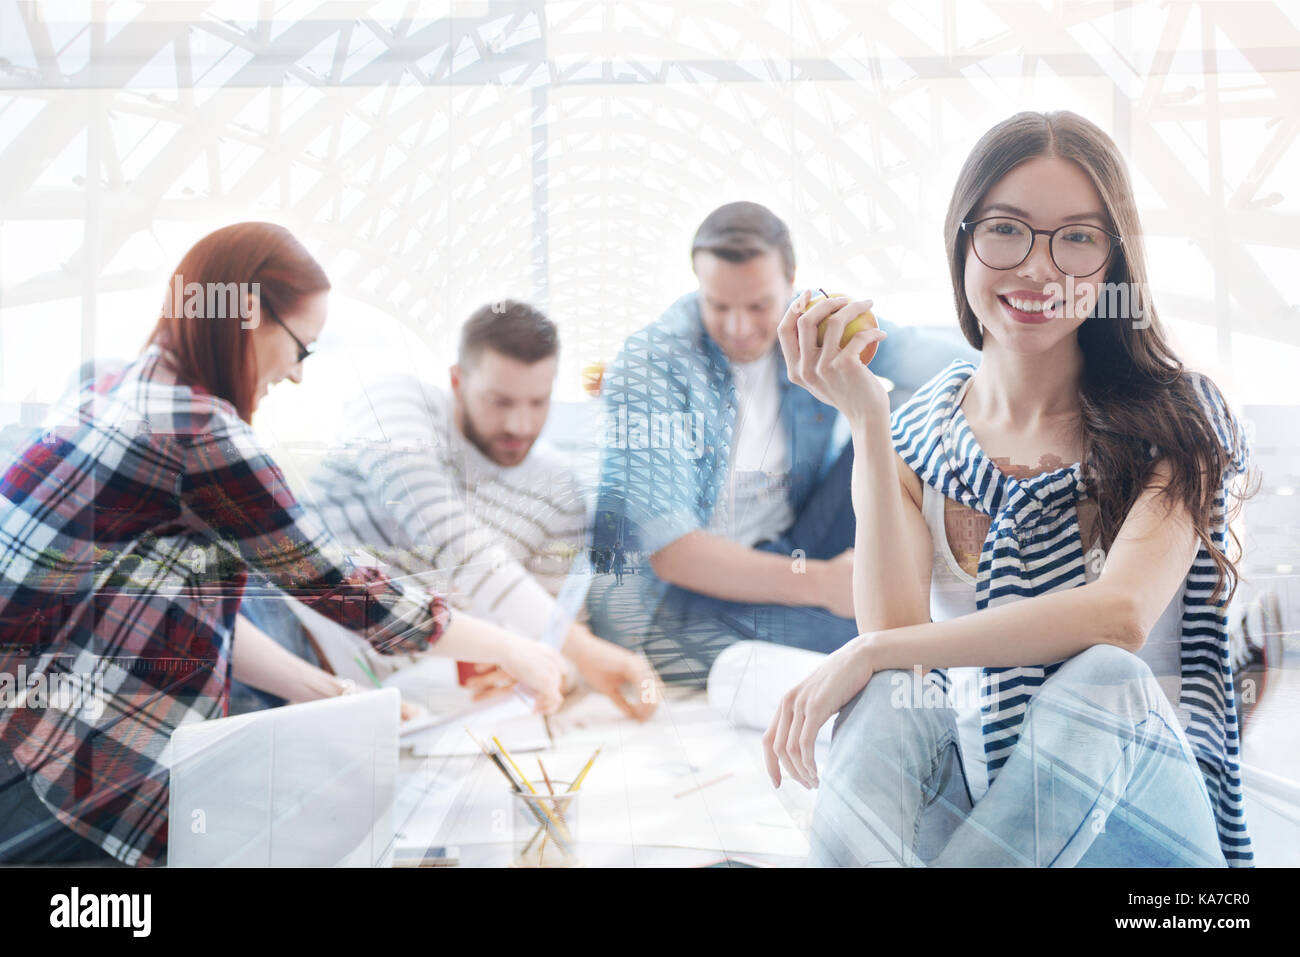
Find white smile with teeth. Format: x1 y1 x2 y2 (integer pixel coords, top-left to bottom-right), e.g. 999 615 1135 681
1003 296 1058 313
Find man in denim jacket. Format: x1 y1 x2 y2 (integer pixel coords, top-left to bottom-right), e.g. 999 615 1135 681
589 202 975 684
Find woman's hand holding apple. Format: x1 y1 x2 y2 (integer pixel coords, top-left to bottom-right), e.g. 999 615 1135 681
777 290 892 431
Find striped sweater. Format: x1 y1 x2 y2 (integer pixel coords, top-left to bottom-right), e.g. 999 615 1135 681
301 376 588 645
891 359 1252 866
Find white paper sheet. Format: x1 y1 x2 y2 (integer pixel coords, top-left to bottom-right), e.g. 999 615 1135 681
706 640 832 749
402 693 551 757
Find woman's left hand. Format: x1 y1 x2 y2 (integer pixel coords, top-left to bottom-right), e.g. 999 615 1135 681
761 635 878 790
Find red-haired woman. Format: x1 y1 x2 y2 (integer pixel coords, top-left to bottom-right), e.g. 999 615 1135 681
0 222 564 866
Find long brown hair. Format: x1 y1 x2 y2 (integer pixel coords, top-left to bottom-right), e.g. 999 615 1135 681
943 111 1257 607
146 222 330 422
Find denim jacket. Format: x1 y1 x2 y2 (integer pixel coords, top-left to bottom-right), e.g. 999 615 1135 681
592 290 974 608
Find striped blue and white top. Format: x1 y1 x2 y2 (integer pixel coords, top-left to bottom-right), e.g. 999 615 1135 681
891 359 1252 867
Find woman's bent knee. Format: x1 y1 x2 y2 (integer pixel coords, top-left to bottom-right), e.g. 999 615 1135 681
832 669 922 737
1056 643 1155 687
828 670 955 770
1034 644 1168 726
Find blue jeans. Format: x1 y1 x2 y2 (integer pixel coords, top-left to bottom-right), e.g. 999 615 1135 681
810 644 1226 867
627 442 860 685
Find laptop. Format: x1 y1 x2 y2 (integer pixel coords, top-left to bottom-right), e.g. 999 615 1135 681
167 688 400 867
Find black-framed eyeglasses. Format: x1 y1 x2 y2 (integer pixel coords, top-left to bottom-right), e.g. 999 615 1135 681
959 217 1122 278
264 306 313 364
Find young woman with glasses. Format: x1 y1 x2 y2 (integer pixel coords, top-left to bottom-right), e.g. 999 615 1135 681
0 222 566 866
764 111 1256 867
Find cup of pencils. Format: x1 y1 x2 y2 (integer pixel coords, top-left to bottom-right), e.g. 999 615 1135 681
512 779 579 868
468 731 602 868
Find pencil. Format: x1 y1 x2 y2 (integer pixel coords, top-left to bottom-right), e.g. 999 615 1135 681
354 655 383 688
567 745 603 793
550 745 602 821
465 729 522 792
536 756 568 863
469 730 573 853
493 736 538 794
495 736 577 845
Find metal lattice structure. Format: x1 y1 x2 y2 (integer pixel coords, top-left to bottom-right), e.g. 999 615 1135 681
1 0 1297 402
1 0 1298 865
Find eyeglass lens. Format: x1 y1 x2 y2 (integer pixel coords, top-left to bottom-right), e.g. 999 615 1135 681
970 217 1111 277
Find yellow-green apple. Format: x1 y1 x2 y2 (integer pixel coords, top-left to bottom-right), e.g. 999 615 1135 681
808 291 879 365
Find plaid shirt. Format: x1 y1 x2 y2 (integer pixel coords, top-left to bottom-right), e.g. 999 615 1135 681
0 345 449 866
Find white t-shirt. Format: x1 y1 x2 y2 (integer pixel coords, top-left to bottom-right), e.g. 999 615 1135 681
707 348 794 547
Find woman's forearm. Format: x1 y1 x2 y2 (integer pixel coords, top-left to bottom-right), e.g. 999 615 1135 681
862 580 1143 672
423 611 515 663
231 614 517 698
849 420 931 633
232 614 347 703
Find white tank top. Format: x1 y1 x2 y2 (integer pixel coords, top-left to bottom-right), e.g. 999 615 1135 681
920 481 1187 802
